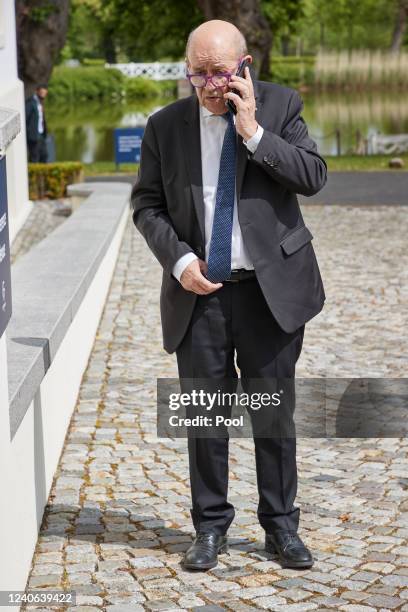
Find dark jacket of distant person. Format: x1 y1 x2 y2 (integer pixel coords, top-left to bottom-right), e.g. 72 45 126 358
25 94 48 143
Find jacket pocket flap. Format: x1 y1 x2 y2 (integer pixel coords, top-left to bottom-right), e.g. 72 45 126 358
280 225 313 255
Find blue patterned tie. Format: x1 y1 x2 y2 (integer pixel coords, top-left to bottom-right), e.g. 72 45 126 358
206 111 236 282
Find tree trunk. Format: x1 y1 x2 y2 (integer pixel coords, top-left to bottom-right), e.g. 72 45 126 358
102 27 117 64
391 0 408 52
319 22 325 48
15 0 70 98
196 0 272 78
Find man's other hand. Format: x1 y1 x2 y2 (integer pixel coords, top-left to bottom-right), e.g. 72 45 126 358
180 259 223 294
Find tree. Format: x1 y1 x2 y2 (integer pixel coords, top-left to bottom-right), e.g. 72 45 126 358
16 0 71 97
99 0 203 62
262 0 305 56
391 0 408 52
299 0 398 53
197 0 272 76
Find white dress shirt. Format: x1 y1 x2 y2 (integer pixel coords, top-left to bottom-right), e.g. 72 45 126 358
172 104 264 282
34 94 44 134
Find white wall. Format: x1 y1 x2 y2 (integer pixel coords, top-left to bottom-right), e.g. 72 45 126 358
0 204 129 607
0 0 32 243
0 334 14 612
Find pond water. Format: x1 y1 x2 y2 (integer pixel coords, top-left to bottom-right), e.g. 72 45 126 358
46 90 408 162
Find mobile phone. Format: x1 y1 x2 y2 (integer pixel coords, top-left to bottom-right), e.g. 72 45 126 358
226 58 251 114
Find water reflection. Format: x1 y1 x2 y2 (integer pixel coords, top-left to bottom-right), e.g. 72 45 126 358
47 91 408 162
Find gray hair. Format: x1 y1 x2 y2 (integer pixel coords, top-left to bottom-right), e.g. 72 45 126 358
185 24 248 59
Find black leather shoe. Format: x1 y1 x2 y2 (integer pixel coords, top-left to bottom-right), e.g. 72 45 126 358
265 530 314 568
183 532 228 570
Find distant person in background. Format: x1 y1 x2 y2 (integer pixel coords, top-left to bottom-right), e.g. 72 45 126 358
25 84 48 163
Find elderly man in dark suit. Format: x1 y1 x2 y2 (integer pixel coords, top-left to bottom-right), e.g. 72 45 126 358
25 84 48 163
131 20 327 571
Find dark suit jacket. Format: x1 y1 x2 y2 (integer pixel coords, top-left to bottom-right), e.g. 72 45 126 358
131 79 327 354
25 95 47 142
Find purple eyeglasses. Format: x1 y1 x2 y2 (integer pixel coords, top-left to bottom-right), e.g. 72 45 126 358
186 58 243 88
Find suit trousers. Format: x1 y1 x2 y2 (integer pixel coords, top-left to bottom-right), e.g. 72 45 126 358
28 136 48 163
175 275 305 536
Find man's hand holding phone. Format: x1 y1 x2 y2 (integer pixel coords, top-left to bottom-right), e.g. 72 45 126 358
224 64 258 142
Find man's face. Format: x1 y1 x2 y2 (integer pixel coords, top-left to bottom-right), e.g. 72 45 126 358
187 46 243 115
37 88 48 100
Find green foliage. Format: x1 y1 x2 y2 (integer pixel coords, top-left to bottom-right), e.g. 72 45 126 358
84 161 139 176
47 66 176 103
99 0 204 61
28 2 58 24
125 78 177 100
28 162 84 199
82 58 106 66
326 153 408 171
269 57 315 87
124 78 162 100
48 66 125 101
272 56 315 64
62 0 203 63
63 0 106 61
300 0 403 52
263 0 306 51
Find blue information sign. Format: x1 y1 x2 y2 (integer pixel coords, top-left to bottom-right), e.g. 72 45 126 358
114 128 144 165
0 155 12 339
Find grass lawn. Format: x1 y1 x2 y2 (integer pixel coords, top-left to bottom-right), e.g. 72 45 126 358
84 162 139 177
83 154 408 177
325 154 408 171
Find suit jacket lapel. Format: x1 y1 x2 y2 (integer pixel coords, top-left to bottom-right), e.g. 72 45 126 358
182 96 205 242
236 78 262 202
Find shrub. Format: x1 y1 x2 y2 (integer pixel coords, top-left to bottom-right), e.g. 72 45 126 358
28 162 84 200
48 66 178 102
48 66 125 102
82 58 106 67
124 77 162 99
269 57 316 88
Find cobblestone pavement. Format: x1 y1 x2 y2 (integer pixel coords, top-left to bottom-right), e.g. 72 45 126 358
24 204 408 611
11 199 72 265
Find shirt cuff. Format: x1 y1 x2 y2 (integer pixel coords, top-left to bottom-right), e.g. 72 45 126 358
243 124 264 154
172 252 199 282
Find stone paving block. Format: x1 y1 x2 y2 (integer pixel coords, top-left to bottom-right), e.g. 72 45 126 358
274 605 318 611
363 593 405 608
191 606 224 612
351 571 383 585
236 585 278 600
129 556 165 569
28 575 62 588
75 595 104 606
105 606 144 612
144 600 180 611
340 590 370 602
105 592 145 604
338 606 376 612
282 587 313 602
381 573 408 587
67 607 101 612
177 594 206 607
224 601 260 611
251 594 288 609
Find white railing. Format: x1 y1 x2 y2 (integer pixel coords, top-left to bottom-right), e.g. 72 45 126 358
106 61 186 80
369 133 408 155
